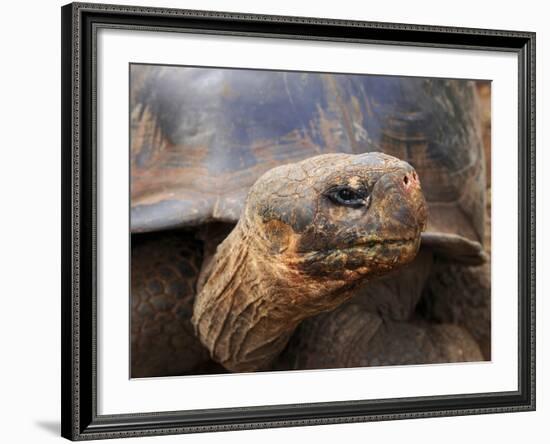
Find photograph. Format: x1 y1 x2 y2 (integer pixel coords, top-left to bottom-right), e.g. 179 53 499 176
1 0 545 442
59 2 536 439
129 65 492 378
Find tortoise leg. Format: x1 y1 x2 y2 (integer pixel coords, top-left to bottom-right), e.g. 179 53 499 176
275 301 483 370
417 180 492 360
131 231 224 378
417 260 491 360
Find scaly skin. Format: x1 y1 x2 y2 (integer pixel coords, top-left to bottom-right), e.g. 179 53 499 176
131 232 225 377
276 301 483 370
418 261 491 359
192 153 427 372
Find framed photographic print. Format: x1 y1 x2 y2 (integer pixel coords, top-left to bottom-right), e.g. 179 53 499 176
61 2 536 440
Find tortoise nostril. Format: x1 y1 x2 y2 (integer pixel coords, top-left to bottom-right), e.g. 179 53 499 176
412 172 417 180
403 175 409 185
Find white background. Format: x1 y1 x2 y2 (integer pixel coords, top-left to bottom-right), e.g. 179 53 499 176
0 0 546 443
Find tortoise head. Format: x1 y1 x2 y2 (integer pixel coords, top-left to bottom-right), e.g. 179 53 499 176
244 152 427 282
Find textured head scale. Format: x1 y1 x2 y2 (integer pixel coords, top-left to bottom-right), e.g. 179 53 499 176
244 152 427 282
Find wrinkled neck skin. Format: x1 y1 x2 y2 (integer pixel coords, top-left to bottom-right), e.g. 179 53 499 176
191 216 366 373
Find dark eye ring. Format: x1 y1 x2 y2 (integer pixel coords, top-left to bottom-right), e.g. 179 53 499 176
327 186 368 208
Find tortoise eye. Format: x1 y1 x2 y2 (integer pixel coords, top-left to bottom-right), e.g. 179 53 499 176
326 186 367 208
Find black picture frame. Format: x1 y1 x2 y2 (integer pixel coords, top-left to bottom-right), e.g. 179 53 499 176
61 2 536 440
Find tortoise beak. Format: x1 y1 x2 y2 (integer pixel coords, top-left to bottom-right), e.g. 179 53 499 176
398 167 428 234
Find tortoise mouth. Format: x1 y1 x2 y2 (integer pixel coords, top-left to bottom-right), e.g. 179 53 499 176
291 235 421 278
301 236 419 258
332 236 420 264
347 236 418 250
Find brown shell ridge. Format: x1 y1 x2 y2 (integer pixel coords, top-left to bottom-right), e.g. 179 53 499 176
421 233 487 265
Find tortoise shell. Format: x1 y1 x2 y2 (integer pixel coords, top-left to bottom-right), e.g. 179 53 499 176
130 65 486 263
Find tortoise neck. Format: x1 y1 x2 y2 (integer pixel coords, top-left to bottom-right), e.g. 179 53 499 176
191 218 354 372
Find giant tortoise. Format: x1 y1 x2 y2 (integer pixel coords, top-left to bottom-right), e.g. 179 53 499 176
130 66 490 377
